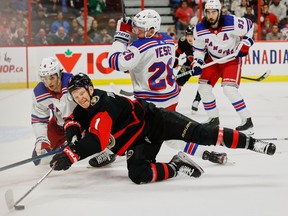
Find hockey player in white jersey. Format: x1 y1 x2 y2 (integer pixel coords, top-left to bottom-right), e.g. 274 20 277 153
31 57 115 166
31 57 76 165
108 9 228 165
192 0 255 135
109 9 179 110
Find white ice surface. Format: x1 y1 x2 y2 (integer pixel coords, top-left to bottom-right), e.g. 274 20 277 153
0 82 288 216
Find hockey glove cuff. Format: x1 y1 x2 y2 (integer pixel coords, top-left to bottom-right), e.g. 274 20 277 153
64 120 82 144
32 137 51 166
235 36 254 58
50 146 80 171
114 31 131 44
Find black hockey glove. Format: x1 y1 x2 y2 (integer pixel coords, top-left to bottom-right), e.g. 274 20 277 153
50 146 79 171
63 120 82 144
176 66 191 86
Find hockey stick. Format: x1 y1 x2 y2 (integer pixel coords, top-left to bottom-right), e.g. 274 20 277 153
111 69 271 98
0 136 77 172
0 148 63 172
110 54 235 97
176 54 236 79
5 164 55 210
177 66 270 82
258 137 288 141
241 69 271 82
121 0 126 22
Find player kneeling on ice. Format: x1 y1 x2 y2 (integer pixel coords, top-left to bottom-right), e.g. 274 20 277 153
50 73 276 184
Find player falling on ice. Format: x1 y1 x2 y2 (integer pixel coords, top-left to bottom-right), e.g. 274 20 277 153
50 73 276 185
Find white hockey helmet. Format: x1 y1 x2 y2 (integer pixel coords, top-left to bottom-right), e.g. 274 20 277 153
133 9 161 37
39 57 61 77
205 0 221 13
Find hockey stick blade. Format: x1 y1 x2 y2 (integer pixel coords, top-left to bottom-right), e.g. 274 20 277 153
5 189 15 210
5 189 25 210
5 166 55 210
0 148 63 172
241 69 271 82
110 82 134 97
119 89 134 97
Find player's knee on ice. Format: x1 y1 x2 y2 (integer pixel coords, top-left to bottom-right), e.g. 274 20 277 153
128 160 153 184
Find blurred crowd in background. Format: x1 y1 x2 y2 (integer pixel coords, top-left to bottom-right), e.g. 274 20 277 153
171 0 288 41
0 0 287 46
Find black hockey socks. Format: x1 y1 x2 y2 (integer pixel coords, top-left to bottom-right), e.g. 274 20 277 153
216 127 250 149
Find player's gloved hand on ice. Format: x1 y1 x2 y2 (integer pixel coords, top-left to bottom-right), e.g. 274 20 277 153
191 59 204 76
114 17 133 43
32 137 51 166
50 146 79 171
235 36 254 58
64 120 82 144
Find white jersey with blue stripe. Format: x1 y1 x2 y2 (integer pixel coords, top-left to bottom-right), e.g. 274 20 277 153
31 72 76 138
193 15 254 61
108 33 179 108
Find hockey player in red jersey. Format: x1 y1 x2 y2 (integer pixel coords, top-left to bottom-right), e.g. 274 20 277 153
50 73 276 185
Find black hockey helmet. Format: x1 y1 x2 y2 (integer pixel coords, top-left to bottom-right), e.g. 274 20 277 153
68 73 93 94
185 25 194 35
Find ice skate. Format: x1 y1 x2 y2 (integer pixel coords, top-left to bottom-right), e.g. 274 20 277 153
236 117 254 135
203 117 220 127
170 151 204 178
89 151 116 167
202 150 227 165
191 100 200 112
252 139 276 155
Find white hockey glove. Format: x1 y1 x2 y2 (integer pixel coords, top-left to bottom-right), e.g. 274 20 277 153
32 136 52 166
114 17 133 44
235 36 254 58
